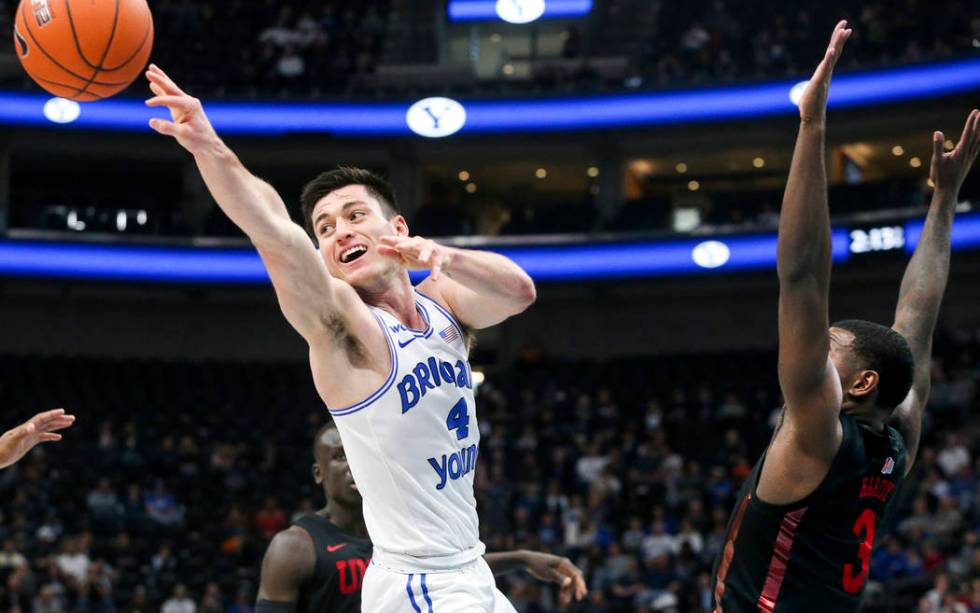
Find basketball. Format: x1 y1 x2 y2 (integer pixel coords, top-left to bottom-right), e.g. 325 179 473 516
13 0 153 102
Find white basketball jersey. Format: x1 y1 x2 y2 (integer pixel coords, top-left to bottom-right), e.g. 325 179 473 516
327 290 483 571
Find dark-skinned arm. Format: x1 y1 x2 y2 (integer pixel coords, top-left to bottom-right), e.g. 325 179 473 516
775 21 852 458
484 550 587 607
891 109 980 474
256 527 316 613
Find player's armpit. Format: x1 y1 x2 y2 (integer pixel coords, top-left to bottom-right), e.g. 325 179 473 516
257 527 315 603
256 223 371 344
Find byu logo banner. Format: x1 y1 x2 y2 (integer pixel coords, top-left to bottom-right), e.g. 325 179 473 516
496 0 546 24
406 97 467 138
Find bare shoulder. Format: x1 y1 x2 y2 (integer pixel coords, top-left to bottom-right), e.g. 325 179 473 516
415 277 453 310
263 526 315 577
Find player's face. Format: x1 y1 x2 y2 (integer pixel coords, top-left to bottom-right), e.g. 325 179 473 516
310 185 408 290
313 428 360 505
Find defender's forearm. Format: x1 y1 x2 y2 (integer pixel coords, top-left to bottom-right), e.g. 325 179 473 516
483 551 528 575
777 124 833 284
894 190 956 347
445 248 537 309
193 138 293 248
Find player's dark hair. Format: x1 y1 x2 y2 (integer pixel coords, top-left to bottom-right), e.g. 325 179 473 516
312 421 338 459
833 319 915 411
300 167 401 238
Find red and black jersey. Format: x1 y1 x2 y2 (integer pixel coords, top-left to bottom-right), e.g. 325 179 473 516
712 413 907 613
292 514 372 613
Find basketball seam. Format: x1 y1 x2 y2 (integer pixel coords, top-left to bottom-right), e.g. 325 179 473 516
33 77 102 100
72 0 122 97
99 10 152 72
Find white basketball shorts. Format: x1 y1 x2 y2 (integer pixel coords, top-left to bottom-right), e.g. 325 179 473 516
362 556 517 613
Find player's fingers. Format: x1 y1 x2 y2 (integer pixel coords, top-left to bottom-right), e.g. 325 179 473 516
431 256 443 281
148 81 166 97
147 64 186 95
376 245 402 258
967 109 980 158
932 131 945 162
954 109 976 154
419 244 434 264
38 433 62 443
149 118 178 137
44 416 76 432
145 95 196 112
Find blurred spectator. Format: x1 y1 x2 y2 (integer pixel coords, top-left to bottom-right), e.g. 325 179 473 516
161 584 195 613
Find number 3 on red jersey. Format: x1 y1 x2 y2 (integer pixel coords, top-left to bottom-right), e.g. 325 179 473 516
842 509 877 593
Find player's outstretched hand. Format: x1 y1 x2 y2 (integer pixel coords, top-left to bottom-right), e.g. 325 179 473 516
145 64 219 155
377 236 454 281
798 20 852 126
931 108 980 198
0 409 75 469
521 551 587 606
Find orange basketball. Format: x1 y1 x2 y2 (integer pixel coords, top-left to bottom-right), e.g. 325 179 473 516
13 0 153 102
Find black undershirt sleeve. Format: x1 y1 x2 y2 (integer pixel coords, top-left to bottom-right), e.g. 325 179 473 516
255 600 296 613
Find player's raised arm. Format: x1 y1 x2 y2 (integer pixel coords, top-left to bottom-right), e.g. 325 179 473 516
775 21 852 456
379 236 536 329
0 409 75 469
144 65 358 341
483 550 587 606
890 109 980 473
256 527 316 613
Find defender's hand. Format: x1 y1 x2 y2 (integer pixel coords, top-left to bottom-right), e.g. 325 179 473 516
145 64 220 155
377 236 454 281
798 20 852 126
0 409 75 469
930 109 980 199
522 552 587 606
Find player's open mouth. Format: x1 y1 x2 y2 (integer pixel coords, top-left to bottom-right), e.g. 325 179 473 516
340 245 368 264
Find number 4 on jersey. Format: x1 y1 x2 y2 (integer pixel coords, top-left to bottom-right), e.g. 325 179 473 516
446 398 470 440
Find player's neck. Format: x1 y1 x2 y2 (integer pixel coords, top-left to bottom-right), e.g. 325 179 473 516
322 502 368 537
358 274 423 329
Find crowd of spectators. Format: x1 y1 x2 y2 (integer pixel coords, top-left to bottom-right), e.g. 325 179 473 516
613 0 978 94
1 0 977 98
0 321 978 611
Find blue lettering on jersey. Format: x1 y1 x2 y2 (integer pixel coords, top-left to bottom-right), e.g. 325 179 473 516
398 358 473 413
427 444 479 490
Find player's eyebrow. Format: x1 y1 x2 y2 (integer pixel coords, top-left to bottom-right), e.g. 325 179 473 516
313 201 368 228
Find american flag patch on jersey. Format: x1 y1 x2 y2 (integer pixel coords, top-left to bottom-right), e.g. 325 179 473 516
439 324 460 345
881 457 895 475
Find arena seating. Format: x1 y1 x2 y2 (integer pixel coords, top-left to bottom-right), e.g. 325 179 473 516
0 323 976 611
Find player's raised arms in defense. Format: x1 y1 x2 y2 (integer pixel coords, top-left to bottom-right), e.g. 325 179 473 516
773 21 852 452
889 108 980 474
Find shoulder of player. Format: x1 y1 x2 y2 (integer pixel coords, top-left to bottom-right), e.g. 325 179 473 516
262 525 316 581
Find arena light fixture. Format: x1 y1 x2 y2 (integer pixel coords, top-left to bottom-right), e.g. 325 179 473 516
1 58 978 136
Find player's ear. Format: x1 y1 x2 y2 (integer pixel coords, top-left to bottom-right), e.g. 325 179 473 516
312 462 323 485
392 215 409 237
849 369 879 399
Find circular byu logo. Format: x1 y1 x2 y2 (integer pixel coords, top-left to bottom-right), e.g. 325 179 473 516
691 240 731 269
495 0 546 24
43 97 81 124
406 97 467 138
